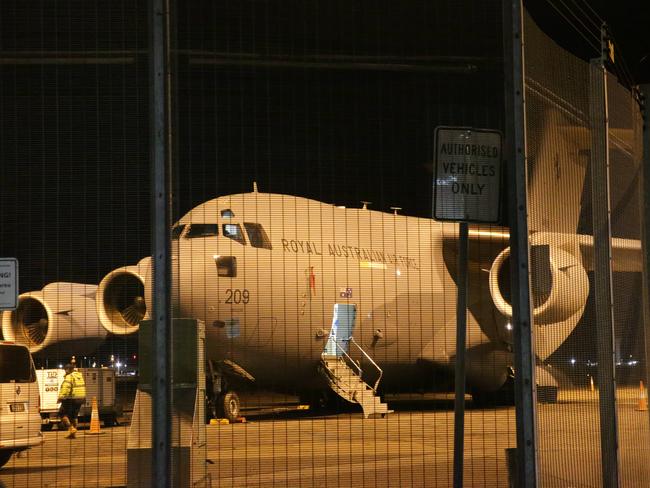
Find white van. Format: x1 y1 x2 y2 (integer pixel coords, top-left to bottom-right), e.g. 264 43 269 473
0 342 43 468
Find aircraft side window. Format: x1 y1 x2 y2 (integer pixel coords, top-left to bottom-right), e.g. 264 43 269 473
215 256 237 277
186 223 219 238
223 224 246 245
221 209 235 218
244 222 272 250
171 224 186 239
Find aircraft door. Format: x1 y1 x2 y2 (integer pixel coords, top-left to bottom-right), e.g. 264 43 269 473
324 303 356 356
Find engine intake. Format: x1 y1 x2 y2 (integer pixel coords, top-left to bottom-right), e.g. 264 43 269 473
489 245 589 323
489 244 589 359
1 283 107 355
96 257 151 335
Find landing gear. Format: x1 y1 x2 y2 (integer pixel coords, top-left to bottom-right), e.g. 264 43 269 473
300 390 333 413
218 392 241 422
205 360 242 423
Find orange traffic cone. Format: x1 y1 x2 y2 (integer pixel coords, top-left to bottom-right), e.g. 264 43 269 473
86 397 104 435
637 381 648 412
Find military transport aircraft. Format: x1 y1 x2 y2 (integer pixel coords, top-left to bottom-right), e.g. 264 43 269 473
2 104 643 420
1 183 642 420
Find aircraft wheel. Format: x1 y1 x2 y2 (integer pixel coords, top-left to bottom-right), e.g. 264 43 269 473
218 392 241 422
0 451 14 469
300 391 332 412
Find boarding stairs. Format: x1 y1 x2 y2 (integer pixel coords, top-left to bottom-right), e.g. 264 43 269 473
320 337 392 418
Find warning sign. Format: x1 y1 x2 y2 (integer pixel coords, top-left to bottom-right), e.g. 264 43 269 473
433 127 502 223
0 258 18 311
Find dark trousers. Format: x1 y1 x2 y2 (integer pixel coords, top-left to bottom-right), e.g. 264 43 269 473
59 398 85 426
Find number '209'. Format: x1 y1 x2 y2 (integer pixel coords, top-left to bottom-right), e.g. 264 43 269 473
225 289 250 304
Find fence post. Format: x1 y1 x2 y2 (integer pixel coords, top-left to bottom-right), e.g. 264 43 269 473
502 0 538 486
150 0 173 485
588 25 620 488
639 83 650 480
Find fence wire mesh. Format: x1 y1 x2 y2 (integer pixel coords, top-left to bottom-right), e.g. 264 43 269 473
524 7 649 487
0 1 647 487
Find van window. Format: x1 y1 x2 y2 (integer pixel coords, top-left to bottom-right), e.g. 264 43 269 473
244 223 272 249
223 224 246 245
0 345 35 383
186 223 219 238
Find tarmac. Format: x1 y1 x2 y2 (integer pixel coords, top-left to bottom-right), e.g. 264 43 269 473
0 387 648 487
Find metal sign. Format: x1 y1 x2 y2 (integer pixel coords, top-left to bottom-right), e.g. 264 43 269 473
433 127 502 223
0 258 18 310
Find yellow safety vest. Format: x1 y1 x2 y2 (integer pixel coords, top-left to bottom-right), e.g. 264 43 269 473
59 371 86 400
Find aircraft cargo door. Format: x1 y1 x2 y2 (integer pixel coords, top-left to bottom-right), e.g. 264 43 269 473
324 303 356 356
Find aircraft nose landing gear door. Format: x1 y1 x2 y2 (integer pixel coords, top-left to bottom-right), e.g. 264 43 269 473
324 303 357 356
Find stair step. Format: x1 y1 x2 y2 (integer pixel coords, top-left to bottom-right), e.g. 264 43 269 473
320 353 390 418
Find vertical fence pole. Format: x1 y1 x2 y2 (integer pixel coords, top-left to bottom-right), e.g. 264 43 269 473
588 26 620 488
453 222 469 488
150 0 172 485
502 0 538 486
641 84 650 456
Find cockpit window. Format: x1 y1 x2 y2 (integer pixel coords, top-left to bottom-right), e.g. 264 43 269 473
221 209 235 218
244 223 272 250
186 223 219 238
223 224 246 245
171 224 186 239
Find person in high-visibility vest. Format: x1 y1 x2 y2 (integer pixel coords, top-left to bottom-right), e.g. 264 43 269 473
57 364 86 439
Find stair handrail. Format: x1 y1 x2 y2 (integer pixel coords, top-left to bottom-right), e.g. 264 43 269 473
331 338 363 379
348 337 383 393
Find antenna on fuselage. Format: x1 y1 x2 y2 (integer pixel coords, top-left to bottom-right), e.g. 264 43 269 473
253 181 259 192
390 207 402 215
361 201 372 210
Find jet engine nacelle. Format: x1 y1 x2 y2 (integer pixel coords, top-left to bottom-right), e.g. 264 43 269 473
1 282 107 355
96 257 151 335
489 241 589 359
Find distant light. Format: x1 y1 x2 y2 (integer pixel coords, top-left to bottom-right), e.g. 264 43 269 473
570 358 576 365
58 364 63 368
116 362 122 368
506 322 513 331
628 360 638 366
396 269 402 276
92 362 97 368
